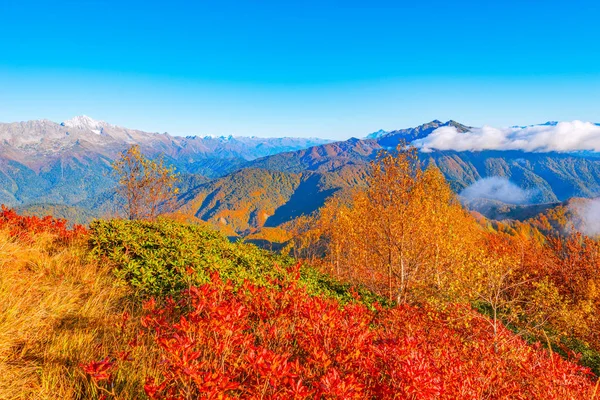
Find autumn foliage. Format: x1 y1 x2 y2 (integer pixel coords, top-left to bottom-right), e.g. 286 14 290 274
0 204 87 241
484 230 600 369
291 146 600 374
80 268 595 399
112 144 180 221
294 146 480 304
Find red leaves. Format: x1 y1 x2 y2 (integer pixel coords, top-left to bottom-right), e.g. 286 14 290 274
144 378 167 399
130 272 595 399
80 357 115 382
318 368 365 399
0 204 87 242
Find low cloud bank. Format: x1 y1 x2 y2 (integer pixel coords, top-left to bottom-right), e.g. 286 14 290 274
415 121 600 152
460 177 534 205
570 199 600 237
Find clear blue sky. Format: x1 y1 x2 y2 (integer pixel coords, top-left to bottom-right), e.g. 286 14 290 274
1 0 599 139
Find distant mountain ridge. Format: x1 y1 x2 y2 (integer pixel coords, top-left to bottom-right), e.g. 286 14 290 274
0 116 331 208
180 120 600 234
365 120 471 140
0 116 332 165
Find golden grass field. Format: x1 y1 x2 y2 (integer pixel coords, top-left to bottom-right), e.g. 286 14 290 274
0 230 155 399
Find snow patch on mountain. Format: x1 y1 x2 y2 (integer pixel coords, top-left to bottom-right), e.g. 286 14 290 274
62 115 110 133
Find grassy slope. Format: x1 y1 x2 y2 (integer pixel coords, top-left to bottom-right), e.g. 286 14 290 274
0 231 152 398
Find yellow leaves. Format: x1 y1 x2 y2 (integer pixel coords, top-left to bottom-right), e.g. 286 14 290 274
288 146 600 361
295 146 485 305
112 145 181 221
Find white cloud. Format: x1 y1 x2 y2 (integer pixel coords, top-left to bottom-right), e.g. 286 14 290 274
570 198 600 237
414 121 600 152
460 177 534 205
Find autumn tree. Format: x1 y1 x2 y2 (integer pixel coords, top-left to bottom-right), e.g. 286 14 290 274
289 145 600 370
285 213 328 262
112 145 180 221
305 145 481 304
533 233 600 345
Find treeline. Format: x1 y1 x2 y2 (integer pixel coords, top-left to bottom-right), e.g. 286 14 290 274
288 146 600 372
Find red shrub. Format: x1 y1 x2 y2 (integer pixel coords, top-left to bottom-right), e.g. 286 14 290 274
110 269 596 399
80 357 115 383
0 205 87 242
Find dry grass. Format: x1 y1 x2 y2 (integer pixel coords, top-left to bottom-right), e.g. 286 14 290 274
0 230 155 399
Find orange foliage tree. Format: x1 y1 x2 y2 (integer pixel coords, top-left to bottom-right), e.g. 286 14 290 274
306 146 481 304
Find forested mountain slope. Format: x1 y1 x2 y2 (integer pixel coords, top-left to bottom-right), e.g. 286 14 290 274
179 165 370 234
4 117 600 230
181 120 600 233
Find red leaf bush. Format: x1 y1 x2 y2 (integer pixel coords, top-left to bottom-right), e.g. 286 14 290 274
124 269 595 399
0 204 87 242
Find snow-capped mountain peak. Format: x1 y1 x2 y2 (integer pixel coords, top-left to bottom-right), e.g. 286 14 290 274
62 115 109 134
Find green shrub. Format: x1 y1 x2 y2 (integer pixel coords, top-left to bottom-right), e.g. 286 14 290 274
89 218 294 296
89 218 389 313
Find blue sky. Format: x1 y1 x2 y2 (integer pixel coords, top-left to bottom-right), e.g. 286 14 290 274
1 0 599 139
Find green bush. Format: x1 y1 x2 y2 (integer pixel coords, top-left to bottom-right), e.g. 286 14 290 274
89 218 294 296
89 218 389 307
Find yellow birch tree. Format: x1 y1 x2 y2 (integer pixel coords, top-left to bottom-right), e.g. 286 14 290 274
112 145 180 221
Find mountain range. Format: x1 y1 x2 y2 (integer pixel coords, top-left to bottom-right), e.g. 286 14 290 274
0 116 331 209
181 120 600 235
3 116 600 234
